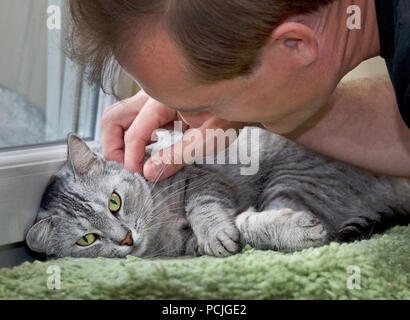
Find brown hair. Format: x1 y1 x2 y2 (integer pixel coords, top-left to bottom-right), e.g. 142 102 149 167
67 0 333 92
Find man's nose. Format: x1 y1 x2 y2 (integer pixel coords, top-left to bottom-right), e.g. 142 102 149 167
119 231 133 246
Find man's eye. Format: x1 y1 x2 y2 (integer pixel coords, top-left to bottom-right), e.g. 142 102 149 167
108 192 121 213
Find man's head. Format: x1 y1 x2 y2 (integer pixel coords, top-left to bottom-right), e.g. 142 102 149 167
68 0 339 133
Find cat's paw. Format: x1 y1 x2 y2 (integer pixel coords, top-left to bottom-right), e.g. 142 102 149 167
198 224 242 257
292 210 327 246
236 208 327 251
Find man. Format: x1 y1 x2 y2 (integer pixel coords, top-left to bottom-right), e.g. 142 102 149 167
67 0 410 181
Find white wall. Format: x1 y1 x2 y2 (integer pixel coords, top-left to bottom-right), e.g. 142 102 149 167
343 56 388 82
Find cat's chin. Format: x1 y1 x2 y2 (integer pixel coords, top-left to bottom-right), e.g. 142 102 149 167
129 246 145 257
128 237 147 257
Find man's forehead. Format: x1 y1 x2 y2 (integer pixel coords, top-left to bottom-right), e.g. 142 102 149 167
117 23 248 111
118 26 201 100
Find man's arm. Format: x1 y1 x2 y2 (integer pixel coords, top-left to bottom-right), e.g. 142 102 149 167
284 77 410 177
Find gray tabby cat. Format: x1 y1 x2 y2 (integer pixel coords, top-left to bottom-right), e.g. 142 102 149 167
25 127 410 258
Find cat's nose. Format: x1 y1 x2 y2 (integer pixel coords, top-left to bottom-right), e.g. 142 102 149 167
119 231 133 246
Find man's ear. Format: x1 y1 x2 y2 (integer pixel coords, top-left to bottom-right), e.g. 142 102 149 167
67 133 100 178
270 22 319 66
25 217 53 254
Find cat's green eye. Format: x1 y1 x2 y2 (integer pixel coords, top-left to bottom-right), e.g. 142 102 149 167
109 192 121 213
76 233 97 247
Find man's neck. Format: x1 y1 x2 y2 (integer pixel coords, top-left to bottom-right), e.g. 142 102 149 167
302 0 381 80
281 0 382 141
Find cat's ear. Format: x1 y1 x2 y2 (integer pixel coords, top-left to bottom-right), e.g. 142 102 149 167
25 217 53 253
67 133 100 178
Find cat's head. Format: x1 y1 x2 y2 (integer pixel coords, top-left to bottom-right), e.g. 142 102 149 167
25 134 154 259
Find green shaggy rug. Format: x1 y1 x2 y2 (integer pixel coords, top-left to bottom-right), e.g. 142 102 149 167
0 225 409 300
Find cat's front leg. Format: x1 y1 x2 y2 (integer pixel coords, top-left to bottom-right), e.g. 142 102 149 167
185 175 242 257
186 200 242 257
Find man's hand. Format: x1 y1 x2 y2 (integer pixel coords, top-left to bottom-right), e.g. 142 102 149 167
101 90 244 181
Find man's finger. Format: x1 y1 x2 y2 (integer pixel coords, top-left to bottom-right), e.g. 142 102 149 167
144 118 244 181
123 99 178 173
101 91 149 163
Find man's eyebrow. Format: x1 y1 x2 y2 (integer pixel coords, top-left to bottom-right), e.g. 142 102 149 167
166 105 211 113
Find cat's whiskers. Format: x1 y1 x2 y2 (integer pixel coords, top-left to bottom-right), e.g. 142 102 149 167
139 178 215 231
150 173 212 208
148 164 169 191
140 204 188 230
141 215 187 232
135 171 211 226
147 175 213 219
148 171 209 203
143 205 188 226
136 164 169 218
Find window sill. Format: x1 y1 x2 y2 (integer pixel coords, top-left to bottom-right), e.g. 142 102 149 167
0 141 98 246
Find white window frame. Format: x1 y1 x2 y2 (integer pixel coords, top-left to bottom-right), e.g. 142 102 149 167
0 89 116 247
